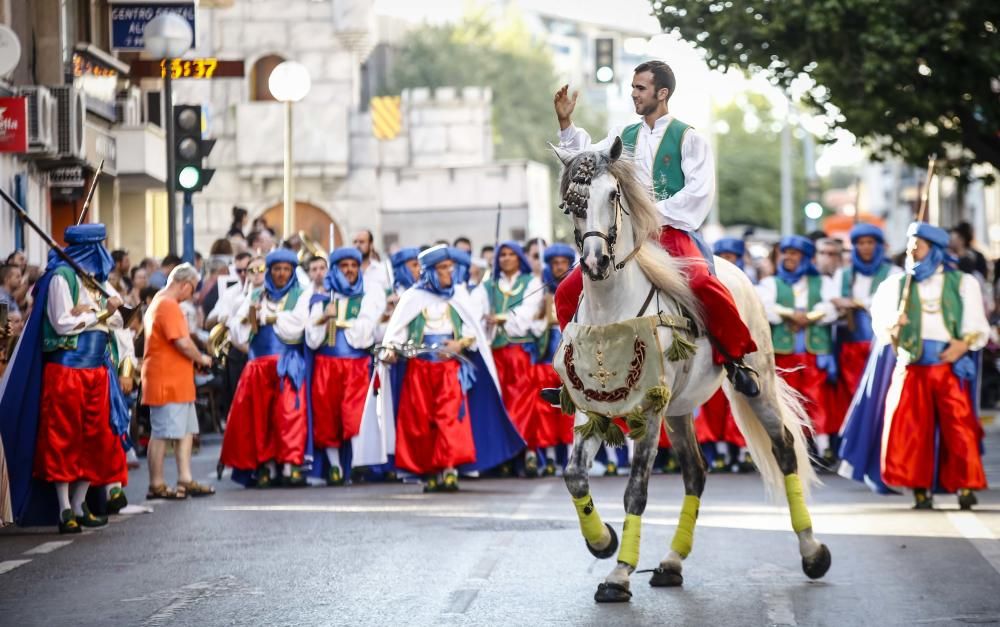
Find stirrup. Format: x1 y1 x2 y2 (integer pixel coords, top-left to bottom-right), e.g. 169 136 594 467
724 359 760 398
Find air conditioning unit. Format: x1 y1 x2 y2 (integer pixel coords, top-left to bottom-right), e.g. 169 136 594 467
18 86 57 156
50 86 86 160
116 87 142 126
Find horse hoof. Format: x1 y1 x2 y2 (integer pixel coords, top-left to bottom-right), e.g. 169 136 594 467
649 566 683 587
802 544 832 580
594 582 632 603
586 523 619 560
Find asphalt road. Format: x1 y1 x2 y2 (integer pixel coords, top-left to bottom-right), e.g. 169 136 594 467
1 425 999 627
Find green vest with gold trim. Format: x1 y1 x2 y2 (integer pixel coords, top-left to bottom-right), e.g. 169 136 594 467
897 270 962 361
41 266 118 365
249 285 304 342
620 118 691 202
321 294 364 347
771 275 832 355
407 306 463 344
486 272 533 348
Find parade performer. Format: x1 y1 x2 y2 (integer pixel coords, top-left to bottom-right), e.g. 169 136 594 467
0 224 133 531
694 238 749 470
756 236 838 447
552 60 759 396
354 245 523 492
484 241 543 458
529 243 577 476
391 247 421 293
828 225 901 459
305 248 384 486
220 249 309 487
839 223 988 509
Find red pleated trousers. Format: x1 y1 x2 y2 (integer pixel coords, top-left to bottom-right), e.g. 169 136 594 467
311 355 369 448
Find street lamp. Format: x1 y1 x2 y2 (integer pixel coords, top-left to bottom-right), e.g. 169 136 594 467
268 61 311 238
144 13 193 254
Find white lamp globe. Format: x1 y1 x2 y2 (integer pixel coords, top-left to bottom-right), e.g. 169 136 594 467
143 13 193 59
269 61 311 103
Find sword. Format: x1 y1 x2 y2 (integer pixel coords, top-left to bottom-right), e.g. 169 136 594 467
373 341 473 368
0 184 138 325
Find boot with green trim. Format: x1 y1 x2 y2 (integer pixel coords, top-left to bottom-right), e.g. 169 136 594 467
326 466 345 487
442 471 459 492
498 463 513 478
604 461 618 477
958 489 978 511
543 461 557 477
256 465 273 489
59 509 82 535
524 452 539 478
913 488 934 510
76 503 108 528
106 487 128 515
286 465 307 487
423 474 441 493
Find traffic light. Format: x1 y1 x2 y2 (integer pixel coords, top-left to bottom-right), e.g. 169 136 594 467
594 38 615 84
173 105 216 193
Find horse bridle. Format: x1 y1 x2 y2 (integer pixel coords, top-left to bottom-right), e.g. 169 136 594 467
562 163 640 272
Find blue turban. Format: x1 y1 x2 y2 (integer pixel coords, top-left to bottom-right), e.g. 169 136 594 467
849 224 887 276
449 247 472 285
391 247 420 289
264 249 300 300
906 222 953 282
777 235 818 284
493 240 532 278
713 237 745 270
47 224 114 282
416 245 455 298
324 247 364 297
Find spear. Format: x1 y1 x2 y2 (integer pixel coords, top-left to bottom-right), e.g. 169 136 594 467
76 159 104 225
891 154 937 347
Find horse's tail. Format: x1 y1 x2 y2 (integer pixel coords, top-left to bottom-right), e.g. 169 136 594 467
725 376 818 503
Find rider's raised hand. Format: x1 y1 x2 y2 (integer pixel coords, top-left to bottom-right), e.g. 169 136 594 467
554 84 578 129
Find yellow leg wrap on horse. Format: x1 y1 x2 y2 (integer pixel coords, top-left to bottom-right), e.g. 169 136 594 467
785 474 812 533
572 494 606 545
619 514 641 567
669 495 700 558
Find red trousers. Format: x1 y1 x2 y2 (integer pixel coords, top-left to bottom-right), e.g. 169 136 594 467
533 363 575 447
395 358 475 474
311 355 369 448
34 363 127 486
696 389 746 447
555 226 756 364
882 364 986 492
221 355 307 469
492 345 538 443
774 353 829 434
829 340 871 434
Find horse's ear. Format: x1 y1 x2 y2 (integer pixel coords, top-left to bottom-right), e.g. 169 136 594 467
609 136 623 162
550 143 574 167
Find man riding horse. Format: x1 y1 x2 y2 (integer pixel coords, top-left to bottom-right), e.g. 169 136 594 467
548 60 760 398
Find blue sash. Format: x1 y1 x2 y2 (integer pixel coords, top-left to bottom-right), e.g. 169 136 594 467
914 339 976 380
420 332 476 394
45 330 108 368
250 326 305 390
317 329 369 359
841 310 875 343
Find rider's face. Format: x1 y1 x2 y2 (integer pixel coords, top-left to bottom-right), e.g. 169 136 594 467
631 71 667 117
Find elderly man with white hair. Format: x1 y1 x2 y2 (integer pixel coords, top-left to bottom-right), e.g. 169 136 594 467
141 263 216 499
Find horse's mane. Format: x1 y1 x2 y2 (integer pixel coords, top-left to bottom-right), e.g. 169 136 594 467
559 150 704 328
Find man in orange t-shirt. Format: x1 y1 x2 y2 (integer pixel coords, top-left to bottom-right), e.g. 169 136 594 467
141 263 215 499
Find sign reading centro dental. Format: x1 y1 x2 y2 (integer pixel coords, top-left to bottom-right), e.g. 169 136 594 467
0 97 27 153
109 2 196 51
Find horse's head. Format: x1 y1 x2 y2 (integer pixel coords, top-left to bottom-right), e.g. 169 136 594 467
553 137 626 281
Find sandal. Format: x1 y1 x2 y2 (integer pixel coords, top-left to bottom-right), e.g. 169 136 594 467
179 480 216 497
146 484 187 500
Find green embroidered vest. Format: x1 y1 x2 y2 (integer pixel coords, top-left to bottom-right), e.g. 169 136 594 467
249 285 303 341
771 275 832 355
620 118 691 201
841 263 891 329
486 273 533 348
897 271 962 361
323 294 364 347
407 306 463 344
42 266 83 353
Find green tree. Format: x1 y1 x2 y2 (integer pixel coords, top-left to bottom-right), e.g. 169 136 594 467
650 1 1000 174
387 10 605 240
714 94 809 230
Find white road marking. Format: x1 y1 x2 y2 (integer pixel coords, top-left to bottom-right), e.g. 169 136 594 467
0 560 31 575
23 540 72 555
946 512 1000 576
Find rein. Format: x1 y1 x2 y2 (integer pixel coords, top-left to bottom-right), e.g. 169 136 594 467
570 180 641 273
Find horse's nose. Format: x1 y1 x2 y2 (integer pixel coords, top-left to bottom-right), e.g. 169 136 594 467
596 254 610 273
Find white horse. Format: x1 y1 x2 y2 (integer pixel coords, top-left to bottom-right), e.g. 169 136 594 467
551 138 831 603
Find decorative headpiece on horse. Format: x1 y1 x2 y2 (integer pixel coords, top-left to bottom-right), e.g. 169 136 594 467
560 154 597 218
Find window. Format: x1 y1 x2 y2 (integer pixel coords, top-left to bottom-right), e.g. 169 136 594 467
250 54 286 102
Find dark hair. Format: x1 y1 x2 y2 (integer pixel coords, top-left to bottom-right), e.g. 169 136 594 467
480 245 494 255
232 206 248 221
234 252 252 263
952 222 973 247
5 250 23 264
634 60 676 100
307 255 328 268
111 249 129 264
130 266 145 282
453 236 472 247
161 253 183 267
0 264 18 283
139 286 159 303
209 238 233 256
